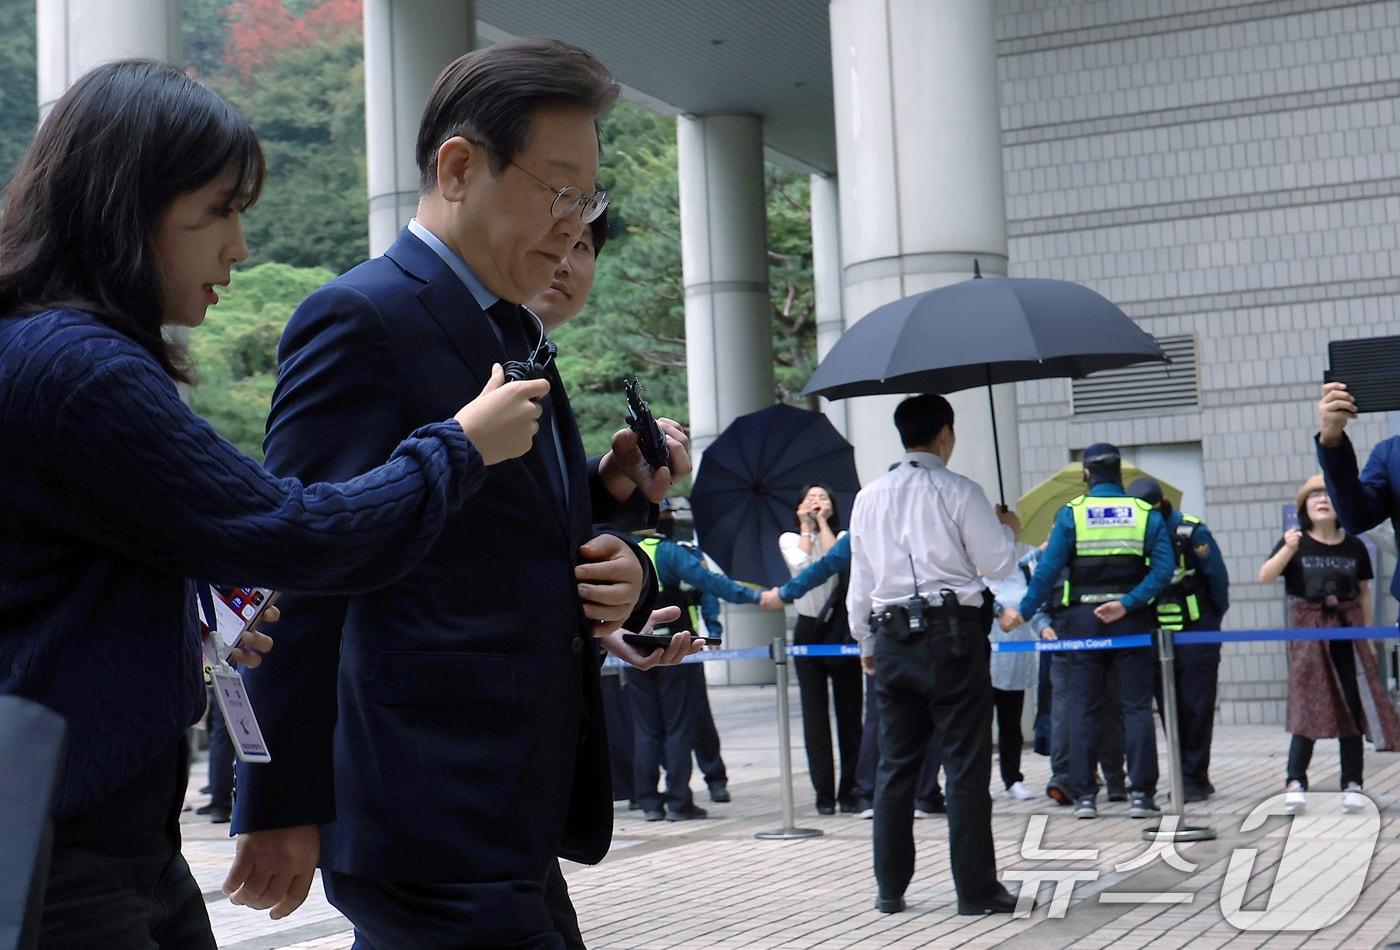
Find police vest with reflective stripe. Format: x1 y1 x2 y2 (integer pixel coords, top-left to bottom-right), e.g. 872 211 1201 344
638 536 702 635
1156 514 1204 631
1061 494 1153 607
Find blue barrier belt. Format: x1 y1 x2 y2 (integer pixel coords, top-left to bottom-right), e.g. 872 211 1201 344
600 626 1397 665
602 645 771 669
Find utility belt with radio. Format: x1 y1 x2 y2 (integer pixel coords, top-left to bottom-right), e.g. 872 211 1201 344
870 588 987 657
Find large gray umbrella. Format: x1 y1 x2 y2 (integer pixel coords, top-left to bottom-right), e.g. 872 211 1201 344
801 272 1167 501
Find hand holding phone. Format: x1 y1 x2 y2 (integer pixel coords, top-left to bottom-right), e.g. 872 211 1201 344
198 586 279 666
622 631 722 653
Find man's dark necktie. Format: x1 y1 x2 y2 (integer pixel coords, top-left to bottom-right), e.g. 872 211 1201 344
486 300 566 507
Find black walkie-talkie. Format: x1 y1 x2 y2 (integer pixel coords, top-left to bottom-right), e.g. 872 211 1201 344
906 555 927 633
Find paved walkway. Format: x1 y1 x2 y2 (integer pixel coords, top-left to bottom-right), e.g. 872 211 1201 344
183 683 1400 949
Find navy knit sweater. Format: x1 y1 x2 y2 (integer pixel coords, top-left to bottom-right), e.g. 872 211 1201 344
0 310 484 821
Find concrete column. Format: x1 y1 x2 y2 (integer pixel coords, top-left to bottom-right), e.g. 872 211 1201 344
828 0 1020 505
677 113 782 685
810 172 847 436
37 0 179 120
363 0 475 256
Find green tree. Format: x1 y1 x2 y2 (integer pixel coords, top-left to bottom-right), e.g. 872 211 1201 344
0 0 37 188
188 262 334 458
215 29 368 275
181 0 233 81
554 102 817 455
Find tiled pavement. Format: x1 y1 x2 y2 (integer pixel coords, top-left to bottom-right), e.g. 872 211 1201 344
184 683 1400 948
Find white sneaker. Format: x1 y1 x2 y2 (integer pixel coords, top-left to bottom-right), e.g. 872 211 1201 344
1342 783 1368 813
1284 781 1306 814
913 808 934 819
1007 781 1035 800
858 807 874 819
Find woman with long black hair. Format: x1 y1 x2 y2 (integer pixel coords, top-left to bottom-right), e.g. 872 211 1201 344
0 60 545 948
778 483 863 814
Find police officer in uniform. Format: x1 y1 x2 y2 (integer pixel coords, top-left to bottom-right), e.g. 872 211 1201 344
1128 477 1230 801
847 395 1022 916
627 518 759 820
1003 443 1174 820
672 538 735 804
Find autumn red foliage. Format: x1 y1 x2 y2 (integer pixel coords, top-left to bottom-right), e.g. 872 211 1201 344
223 0 362 79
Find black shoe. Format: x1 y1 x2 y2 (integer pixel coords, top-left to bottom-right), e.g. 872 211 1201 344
643 809 666 822
627 800 641 811
1105 785 1128 802
206 805 231 824
195 802 229 817
816 802 836 815
198 784 212 795
876 895 906 914
1129 792 1161 818
666 804 708 821
957 885 1017 916
839 801 859 814
708 782 731 803
1182 785 1210 803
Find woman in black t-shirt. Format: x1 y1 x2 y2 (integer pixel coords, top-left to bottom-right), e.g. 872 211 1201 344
1259 475 1382 814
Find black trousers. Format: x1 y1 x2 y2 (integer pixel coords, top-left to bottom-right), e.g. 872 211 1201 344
206 690 235 810
1060 605 1158 800
853 676 879 805
598 673 634 802
37 735 215 950
852 675 943 807
625 664 697 812
1287 639 1366 790
915 734 944 807
991 688 1025 789
1049 653 1125 791
1154 614 1222 790
689 666 726 786
324 857 582 950
793 616 863 808
872 623 997 904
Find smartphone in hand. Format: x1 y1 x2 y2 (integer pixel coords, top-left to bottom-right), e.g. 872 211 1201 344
198 586 279 663
622 632 721 653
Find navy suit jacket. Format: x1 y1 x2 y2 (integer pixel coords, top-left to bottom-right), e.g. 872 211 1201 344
1319 432 1400 603
233 229 654 884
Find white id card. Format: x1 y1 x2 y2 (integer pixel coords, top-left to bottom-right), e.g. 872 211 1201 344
211 666 272 763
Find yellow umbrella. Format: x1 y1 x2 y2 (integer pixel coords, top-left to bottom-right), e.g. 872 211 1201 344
1016 463 1182 545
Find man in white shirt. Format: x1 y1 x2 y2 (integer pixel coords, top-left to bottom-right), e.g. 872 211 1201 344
847 394 1022 916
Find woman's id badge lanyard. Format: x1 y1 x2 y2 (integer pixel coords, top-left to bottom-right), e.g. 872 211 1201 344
197 583 272 764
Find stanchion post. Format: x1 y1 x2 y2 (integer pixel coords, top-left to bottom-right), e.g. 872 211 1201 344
1144 626 1215 842
755 634 823 841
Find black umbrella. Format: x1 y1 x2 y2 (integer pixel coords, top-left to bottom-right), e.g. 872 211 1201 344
800 270 1167 502
690 405 860 588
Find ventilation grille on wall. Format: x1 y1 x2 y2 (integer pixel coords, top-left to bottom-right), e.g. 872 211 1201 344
1071 334 1198 416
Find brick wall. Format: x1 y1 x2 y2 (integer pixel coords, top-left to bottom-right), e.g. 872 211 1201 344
994 0 1400 724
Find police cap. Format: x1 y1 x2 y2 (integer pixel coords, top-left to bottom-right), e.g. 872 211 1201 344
1081 442 1121 466
1127 477 1163 506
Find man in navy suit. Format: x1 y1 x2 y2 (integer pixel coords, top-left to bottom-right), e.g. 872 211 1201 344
224 38 694 948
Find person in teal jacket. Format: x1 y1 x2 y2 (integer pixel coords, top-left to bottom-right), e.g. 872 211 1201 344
1002 443 1173 820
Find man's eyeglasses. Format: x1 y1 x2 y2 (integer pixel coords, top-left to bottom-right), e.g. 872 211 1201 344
508 159 609 223
462 136 608 223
